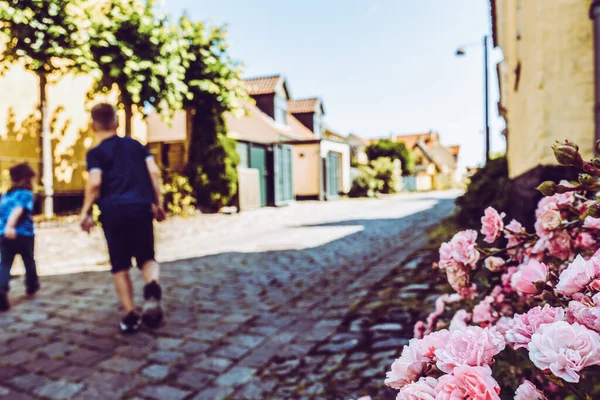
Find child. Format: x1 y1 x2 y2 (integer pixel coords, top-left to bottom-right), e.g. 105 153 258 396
0 163 40 311
80 103 167 334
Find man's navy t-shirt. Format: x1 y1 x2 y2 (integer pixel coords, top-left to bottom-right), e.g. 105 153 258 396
86 136 155 211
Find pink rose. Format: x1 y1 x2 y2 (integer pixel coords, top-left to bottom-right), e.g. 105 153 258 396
419 329 451 358
536 193 574 218
575 232 595 250
481 207 505 244
528 321 600 383
436 366 500 400
495 317 514 339
505 219 523 234
413 321 426 339
535 210 561 238
396 377 437 400
473 296 498 326
445 264 471 297
514 380 547 400
546 231 572 260
502 266 519 288
435 326 505 373
510 259 548 295
568 300 600 333
584 216 600 230
590 279 600 292
556 255 595 296
385 339 429 389
450 230 480 268
484 257 506 272
506 305 566 350
438 242 454 270
505 219 524 248
449 309 471 331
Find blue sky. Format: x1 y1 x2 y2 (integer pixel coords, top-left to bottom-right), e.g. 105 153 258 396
163 0 505 170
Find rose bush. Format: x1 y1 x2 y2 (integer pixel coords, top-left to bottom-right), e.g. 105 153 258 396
384 141 600 399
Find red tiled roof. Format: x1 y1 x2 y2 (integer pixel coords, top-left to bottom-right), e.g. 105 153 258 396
225 102 315 144
243 75 281 95
289 98 319 114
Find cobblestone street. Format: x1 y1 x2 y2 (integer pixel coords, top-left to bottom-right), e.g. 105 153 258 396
0 193 456 400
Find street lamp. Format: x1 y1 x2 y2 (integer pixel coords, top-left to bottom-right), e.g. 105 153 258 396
456 35 491 164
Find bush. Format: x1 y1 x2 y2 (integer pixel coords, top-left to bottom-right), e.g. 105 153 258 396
162 169 196 217
371 157 398 194
349 165 380 198
366 139 415 176
187 108 240 212
455 157 510 230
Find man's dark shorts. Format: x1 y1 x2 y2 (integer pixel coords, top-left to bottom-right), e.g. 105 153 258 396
100 204 155 274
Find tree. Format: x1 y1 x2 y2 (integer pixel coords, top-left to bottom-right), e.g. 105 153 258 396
86 0 187 136
177 16 249 210
0 0 91 217
366 139 415 176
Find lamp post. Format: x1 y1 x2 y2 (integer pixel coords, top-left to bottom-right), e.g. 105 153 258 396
456 35 491 164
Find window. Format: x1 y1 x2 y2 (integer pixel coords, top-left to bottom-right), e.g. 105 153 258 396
274 95 288 125
313 113 322 138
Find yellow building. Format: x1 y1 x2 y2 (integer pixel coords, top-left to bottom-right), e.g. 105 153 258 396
492 0 594 177
0 61 147 212
491 0 596 224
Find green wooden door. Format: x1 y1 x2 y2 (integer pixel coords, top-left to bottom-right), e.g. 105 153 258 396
273 144 294 206
326 152 340 200
250 145 267 207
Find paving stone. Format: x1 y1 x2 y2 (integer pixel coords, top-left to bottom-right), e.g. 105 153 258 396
156 338 183 350
34 381 84 400
37 343 76 359
63 348 108 366
137 385 190 400
0 351 37 366
98 357 146 373
148 351 184 364
212 345 248 360
142 365 171 380
176 369 215 391
193 357 232 374
193 386 234 400
49 366 95 382
215 367 256 387
227 334 265 349
371 338 410 351
9 373 50 392
180 341 211 355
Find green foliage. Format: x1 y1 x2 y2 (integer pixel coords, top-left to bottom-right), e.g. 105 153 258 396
366 139 415 176
86 0 187 128
0 0 92 75
177 16 248 113
349 166 380 198
187 109 240 211
177 18 247 211
161 169 196 217
455 157 511 230
371 157 398 194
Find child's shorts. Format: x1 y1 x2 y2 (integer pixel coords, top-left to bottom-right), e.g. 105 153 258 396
100 204 156 273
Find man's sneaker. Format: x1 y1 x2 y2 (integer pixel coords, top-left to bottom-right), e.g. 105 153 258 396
142 281 163 329
26 282 40 296
0 293 10 312
120 311 141 334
